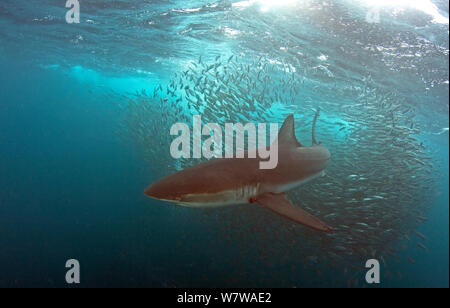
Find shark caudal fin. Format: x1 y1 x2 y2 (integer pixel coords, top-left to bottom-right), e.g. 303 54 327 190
255 192 333 232
278 114 302 147
312 108 321 146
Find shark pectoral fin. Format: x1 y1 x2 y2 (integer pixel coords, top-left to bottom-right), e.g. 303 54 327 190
255 193 333 232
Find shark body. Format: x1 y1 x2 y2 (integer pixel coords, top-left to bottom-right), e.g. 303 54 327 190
145 113 332 231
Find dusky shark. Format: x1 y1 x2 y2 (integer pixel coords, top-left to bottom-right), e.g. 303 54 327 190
144 111 332 231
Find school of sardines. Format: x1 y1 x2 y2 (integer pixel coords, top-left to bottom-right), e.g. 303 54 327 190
117 54 437 286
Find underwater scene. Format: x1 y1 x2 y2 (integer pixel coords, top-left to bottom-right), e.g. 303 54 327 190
0 0 448 288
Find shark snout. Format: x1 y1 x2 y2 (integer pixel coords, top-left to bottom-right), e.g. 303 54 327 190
144 181 182 202
144 184 156 198
144 183 169 200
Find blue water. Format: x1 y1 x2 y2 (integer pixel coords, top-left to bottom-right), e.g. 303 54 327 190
0 0 448 287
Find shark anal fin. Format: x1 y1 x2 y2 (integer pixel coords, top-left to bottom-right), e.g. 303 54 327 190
255 193 332 232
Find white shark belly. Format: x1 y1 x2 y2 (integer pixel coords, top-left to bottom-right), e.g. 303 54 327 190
176 199 246 208
175 184 260 208
173 172 325 208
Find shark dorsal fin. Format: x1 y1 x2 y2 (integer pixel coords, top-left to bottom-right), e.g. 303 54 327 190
277 114 302 147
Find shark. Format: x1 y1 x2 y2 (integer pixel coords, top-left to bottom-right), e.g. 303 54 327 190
144 111 333 231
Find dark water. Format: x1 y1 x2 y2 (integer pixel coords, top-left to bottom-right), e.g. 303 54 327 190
0 0 448 287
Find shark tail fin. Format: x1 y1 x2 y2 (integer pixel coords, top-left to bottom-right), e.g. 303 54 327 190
255 193 333 232
278 114 302 147
312 108 320 146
